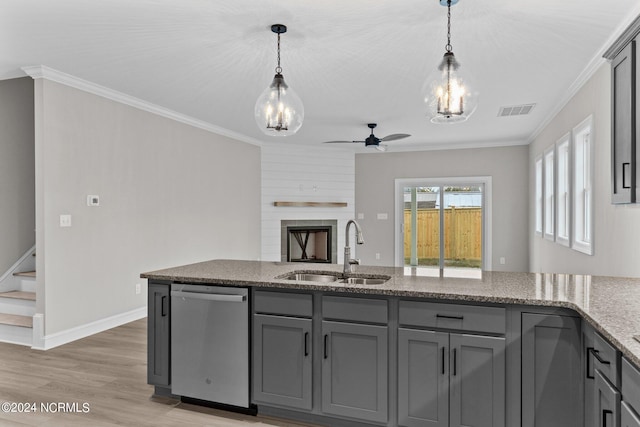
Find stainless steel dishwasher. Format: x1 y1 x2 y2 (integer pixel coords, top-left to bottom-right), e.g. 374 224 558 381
170 284 249 408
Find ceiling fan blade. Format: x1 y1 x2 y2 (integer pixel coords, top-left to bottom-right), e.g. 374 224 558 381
323 140 363 144
374 144 387 152
381 133 411 142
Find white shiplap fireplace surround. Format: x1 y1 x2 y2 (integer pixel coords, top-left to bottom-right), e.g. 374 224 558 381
261 144 355 263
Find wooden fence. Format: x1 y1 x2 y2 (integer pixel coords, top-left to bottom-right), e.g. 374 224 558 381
404 207 482 261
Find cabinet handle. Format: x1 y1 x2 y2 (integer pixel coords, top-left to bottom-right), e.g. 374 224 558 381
623 162 631 189
603 409 613 427
453 348 457 376
304 332 309 357
324 334 328 359
161 295 167 317
586 347 594 379
436 314 464 320
589 348 611 366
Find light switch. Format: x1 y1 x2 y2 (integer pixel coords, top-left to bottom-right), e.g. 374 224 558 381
357 213 364 220
59 214 72 227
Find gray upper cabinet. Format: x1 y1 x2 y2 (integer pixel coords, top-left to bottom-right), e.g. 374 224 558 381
147 283 170 387
521 313 582 427
449 333 505 427
611 40 636 204
398 328 449 427
321 320 388 424
253 314 312 410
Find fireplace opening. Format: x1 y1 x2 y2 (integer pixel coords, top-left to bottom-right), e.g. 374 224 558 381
287 226 332 263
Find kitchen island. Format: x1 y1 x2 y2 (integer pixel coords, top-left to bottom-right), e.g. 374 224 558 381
141 260 640 427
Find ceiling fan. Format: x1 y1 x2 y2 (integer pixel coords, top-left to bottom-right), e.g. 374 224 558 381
322 123 410 152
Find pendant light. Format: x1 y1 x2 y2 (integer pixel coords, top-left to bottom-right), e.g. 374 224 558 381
423 0 477 124
255 24 304 136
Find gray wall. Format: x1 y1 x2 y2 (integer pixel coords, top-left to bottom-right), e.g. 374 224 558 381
34 79 261 335
529 63 640 276
0 77 35 274
355 146 529 271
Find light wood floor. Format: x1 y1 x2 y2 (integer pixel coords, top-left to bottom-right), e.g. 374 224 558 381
0 319 316 427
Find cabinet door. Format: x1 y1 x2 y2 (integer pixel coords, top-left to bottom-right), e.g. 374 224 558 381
612 40 636 204
622 401 640 427
522 313 582 427
321 320 388 423
585 322 597 427
253 314 312 410
147 283 170 386
398 328 449 427
596 370 621 427
450 334 505 427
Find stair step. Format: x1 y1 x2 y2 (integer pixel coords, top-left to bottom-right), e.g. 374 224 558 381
0 314 32 328
0 291 35 301
13 271 35 278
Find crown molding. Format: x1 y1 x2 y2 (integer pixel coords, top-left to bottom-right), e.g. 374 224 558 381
528 4 640 144
21 65 263 147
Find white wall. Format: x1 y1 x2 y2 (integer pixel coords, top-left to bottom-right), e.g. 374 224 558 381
261 144 355 262
34 78 261 336
0 77 34 274
529 63 640 277
355 146 529 271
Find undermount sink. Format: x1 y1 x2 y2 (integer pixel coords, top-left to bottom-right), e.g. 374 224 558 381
339 277 388 285
282 273 339 282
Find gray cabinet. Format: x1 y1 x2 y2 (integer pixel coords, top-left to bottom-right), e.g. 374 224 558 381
398 329 505 427
253 314 312 410
321 320 388 423
596 369 621 427
611 40 636 204
398 328 449 427
622 402 640 427
450 334 505 427
585 322 597 427
147 283 170 386
521 313 582 427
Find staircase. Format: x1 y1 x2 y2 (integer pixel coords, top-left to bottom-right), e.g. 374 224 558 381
0 251 36 346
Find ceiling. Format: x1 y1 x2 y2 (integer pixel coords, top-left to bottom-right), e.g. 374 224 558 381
2 0 639 152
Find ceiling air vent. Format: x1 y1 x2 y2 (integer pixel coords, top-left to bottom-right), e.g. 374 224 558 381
498 104 536 117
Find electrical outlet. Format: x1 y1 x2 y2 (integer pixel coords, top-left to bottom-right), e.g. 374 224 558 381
377 213 388 220
357 213 364 220
135 283 141 295
59 214 72 227
376 253 381 260
500 257 506 265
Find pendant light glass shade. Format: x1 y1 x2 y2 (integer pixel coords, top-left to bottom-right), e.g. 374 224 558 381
255 24 304 136
424 0 477 124
423 51 477 123
254 73 304 136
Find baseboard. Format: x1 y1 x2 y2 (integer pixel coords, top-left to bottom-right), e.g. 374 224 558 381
31 306 147 350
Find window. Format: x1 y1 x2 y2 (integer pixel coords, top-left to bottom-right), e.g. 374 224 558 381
572 116 593 255
535 157 543 235
556 134 571 246
543 146 555 241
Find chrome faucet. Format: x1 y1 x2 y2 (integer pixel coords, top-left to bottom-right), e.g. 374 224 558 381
344 219 365 274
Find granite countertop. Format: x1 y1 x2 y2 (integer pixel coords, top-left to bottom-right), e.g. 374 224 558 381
141 259 640 368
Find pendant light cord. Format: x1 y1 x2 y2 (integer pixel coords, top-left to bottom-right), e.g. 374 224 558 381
275 33 282 74
445 0 452 52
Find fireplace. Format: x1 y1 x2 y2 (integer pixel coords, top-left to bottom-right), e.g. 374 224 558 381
281 220 338 264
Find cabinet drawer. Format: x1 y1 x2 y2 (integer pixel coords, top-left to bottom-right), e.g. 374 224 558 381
623 358 640 412
593 332 621 387
322 296 387 324
399 300 506 334
254 291 312 317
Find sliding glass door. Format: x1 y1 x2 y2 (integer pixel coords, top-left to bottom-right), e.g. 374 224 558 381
399 179 487 278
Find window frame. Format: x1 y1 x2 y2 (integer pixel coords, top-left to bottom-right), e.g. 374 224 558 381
543 145 555 241
572 115 594 255
555 133 571 247
535 156 543 236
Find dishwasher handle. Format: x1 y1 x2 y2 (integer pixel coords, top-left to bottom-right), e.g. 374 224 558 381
171 290 246 303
